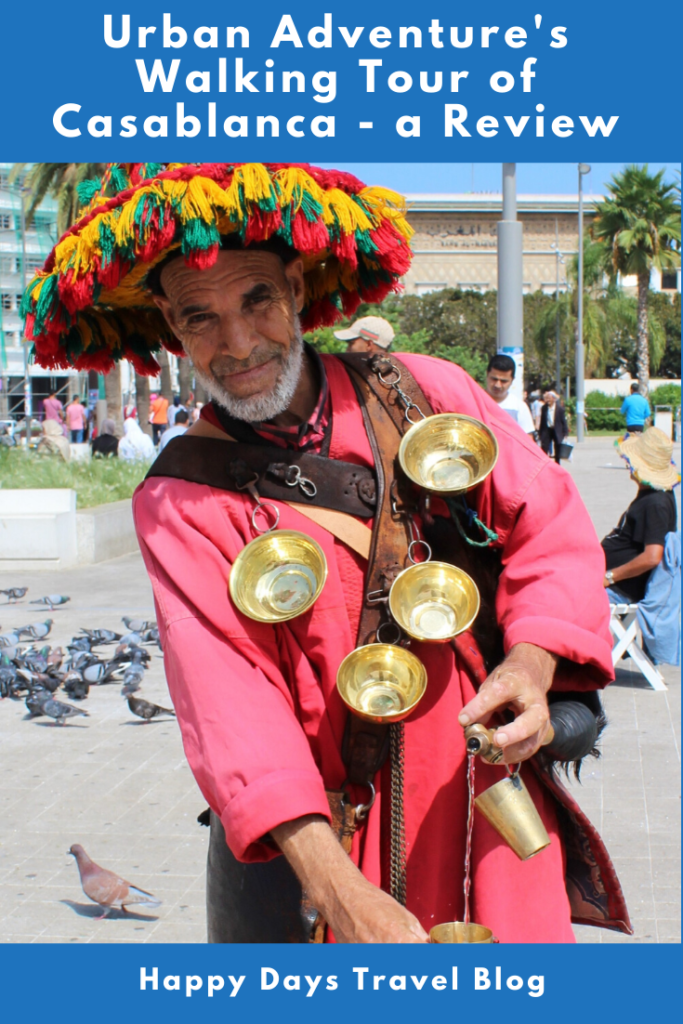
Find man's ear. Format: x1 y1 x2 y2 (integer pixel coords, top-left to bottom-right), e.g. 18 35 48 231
284 257 305 313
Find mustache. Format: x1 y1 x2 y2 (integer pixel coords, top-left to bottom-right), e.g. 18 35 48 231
210 344 284 378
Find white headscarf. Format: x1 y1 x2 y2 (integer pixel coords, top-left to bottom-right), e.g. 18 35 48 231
118 418 155 461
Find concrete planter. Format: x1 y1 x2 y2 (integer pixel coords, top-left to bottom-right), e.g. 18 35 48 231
0 489 139 569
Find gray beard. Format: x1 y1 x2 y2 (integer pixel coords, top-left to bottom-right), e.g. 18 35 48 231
194 320 305 423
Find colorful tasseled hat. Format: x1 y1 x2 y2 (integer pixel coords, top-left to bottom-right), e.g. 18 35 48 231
21 162 414 375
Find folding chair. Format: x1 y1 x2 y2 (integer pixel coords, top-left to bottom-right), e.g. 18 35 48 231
609 603 667 691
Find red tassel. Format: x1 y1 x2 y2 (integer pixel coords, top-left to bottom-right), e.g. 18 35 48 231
291 212 329 253
185 244 219 271
128 351 161 376
330 231 358 268
369 221 412 276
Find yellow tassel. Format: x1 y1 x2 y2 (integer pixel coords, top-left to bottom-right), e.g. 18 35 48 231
274 167 325 210
180 176 229 224
322 189 372 234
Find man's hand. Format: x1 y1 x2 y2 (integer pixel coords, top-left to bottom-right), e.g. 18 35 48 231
272 815 428 944
458 642 558 764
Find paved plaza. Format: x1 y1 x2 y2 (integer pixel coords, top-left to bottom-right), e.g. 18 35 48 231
0 437 679 944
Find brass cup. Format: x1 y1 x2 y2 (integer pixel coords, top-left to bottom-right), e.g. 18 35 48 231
336 643 428 724
389 561 480 643
229 530 328 623
430 922 497 944
475 772 551 861
398 413 499 494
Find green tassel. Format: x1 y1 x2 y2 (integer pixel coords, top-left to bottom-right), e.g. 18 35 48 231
109 165 130 194
181 218 220 254
77 178 102 204
33 274 60 334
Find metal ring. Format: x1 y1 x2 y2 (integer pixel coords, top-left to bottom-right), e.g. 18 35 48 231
298 477 317 498
251 501 280 534
376 619 403 645
408 539 432 564
404 404 427 424
353 782 376 821
378 366 402 387
507 762 522 778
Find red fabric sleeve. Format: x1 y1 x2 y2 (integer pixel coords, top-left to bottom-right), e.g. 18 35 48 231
133 480 331 862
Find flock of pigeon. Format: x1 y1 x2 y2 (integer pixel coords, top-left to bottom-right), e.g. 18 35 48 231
0 587 176 725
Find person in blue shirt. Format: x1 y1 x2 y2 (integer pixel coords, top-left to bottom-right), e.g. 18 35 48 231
620 382 651 433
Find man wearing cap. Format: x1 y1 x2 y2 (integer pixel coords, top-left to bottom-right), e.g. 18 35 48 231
620 382 651 434
334 316 395 355
21 162 626 945
602 428 679 603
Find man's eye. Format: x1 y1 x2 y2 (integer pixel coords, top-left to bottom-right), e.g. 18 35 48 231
188 313 211 325
245 293 271 310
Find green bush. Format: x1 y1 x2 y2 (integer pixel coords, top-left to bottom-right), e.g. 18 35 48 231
0 448 150 508
585 408 626 431
649 383 681 407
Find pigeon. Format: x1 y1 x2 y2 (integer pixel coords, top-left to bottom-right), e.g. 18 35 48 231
141 627 161 648
127 696 176 722
0 632 21 649
121 663 145 697
63 672 90 701
82 659 119 685
41 698 89 726
122 617 156 633
16 620 53 641
119 631 142 647
47 647 64 671
68 650 100 672
68 637 94 653
0 587 28 602
30 595 70 610
68 844 161 918
79 628 122 645
111 642 151 666
25 687 52 717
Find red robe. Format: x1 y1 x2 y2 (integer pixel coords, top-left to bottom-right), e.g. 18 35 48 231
133 354 614 943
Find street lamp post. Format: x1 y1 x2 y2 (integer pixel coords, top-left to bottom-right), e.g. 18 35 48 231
497 163 524 402
551 218 566 394
576 163 591 443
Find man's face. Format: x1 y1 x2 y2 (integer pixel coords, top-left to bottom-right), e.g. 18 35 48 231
153 250 306 417
485 368 514 402
346 336 373 354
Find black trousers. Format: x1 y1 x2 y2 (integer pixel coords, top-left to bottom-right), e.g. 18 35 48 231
207 812 317 942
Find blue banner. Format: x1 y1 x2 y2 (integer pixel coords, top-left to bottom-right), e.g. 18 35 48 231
0 0 679 160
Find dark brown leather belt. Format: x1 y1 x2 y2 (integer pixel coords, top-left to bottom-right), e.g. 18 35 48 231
146 437 377 518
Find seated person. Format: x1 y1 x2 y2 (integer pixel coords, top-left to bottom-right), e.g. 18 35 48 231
601 428 679 602
91 418 119 457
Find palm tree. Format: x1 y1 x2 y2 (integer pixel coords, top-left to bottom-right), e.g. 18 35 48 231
592 166 681 393
10 163 107 236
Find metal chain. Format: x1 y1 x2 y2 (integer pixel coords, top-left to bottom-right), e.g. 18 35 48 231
375 363 426 427
389 722 407 906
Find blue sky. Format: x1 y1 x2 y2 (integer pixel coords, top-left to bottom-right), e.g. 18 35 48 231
321 163 681 196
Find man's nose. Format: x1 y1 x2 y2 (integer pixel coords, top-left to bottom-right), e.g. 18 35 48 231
218 313 260 360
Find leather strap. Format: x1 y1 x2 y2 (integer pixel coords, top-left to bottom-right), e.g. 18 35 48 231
146 435 377 519
337 355 436 787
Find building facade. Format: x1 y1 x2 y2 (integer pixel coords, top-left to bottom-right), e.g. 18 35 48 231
402 193 681 297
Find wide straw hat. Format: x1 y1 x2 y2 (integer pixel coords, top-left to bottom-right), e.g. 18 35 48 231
21 162 413 375
616 427 680 491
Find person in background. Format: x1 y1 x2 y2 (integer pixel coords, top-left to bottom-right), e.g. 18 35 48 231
119 418 155 461
36 419 70 460
530 391 544 431
539 391 569 464
601 427 679 603
620 382 651 434
149 392 169 445
91 418 119 458
123 399 137 421
158 409 189 451
65 396 87 443
484 354 535 435
167 394 185 428
43 390 65 430
333 315 395 355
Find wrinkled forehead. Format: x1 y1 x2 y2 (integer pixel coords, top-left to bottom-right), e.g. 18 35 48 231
159 249 288 307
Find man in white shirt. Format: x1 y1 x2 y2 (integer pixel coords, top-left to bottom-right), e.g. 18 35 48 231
158 409 189 450
484 354 535 435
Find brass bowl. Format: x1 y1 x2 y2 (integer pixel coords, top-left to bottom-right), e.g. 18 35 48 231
398 413 498 493
336 644 427 724
229 530 328 623
389 561 480 643
430 922 497 944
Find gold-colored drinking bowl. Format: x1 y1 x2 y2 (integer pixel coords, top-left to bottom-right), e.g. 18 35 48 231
229 530 328 623
398 413 499 494
430 922 497 944
389 561 480 643
336 644 428 724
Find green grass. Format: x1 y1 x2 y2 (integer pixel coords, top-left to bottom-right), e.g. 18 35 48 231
0 448 150 508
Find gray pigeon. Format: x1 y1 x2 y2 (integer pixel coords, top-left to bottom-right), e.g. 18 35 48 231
82 660 118 685
127 696 175 722
17 620 53 641
79 629 121 645
41 698 89 726
0 632 21 649
25 687 52 717
30 595 70 609
1 587 28 602
63 671 90 701
122 617 156 633
121 663 145 697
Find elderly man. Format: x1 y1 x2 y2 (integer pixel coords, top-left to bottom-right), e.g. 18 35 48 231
21 162 628 945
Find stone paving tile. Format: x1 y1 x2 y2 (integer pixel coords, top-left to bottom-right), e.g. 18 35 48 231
1 438 679 945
